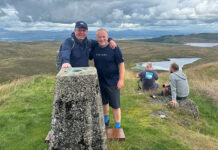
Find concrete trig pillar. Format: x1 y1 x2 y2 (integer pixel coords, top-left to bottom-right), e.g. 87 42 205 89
49 67 108 150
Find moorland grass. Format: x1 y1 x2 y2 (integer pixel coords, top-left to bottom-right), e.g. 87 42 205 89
0 68 218 150
0 41 218 149
1 41 218 83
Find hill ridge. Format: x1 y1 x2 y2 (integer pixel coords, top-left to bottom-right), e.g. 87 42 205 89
140 33 218 44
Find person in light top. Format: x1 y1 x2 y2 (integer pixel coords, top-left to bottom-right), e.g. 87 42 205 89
162 63 189 107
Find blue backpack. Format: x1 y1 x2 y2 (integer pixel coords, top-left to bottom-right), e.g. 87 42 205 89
56 38 75 70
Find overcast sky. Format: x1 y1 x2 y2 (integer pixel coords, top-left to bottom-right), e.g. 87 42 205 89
0 0 218 32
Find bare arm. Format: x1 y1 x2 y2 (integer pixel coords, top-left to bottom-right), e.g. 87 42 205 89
136 74 140 78
109 40 117 49
117 62 125 89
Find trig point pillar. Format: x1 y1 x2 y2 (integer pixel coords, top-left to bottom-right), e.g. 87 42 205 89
49 67 108 150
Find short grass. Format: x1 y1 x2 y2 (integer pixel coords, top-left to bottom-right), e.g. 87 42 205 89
0 68 218 150
0 76 54 150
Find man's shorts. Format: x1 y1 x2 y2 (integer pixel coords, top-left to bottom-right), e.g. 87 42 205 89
142 83 159 91
100 86 120 109
153 82 159 89
168 86 171 95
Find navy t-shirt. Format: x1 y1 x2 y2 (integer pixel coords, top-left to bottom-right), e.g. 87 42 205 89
90 45 124 87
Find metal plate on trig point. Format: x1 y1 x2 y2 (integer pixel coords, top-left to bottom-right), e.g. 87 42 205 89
106 128 125 141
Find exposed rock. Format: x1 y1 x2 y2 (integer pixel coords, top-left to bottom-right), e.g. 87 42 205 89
147 96 199 119
49 67 108 150
178 118 192 126
149 110 172 119
177 98 199 120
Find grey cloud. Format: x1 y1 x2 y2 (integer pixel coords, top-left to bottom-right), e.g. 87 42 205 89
0 8 6 17
0 0 218 29
0 0 159 24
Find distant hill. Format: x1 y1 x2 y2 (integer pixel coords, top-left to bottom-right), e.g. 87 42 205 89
1 40 218 83
0 29 188 42
140 33 218 44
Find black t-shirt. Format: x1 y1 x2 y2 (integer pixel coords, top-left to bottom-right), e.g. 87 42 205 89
138 70 158 90
90 45 124 87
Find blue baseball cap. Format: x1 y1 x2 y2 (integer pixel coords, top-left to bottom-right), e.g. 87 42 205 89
75 21 88 30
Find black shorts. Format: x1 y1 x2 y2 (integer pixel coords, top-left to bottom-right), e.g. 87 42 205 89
168 86 171 95
100 86 120 109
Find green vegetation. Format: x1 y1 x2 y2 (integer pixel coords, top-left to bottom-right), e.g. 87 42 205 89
0 76 54 150
1 39 218 83
0 41 59 83
139 33 218 44
0 40 218 150
118 40 218 69
0 68 218 150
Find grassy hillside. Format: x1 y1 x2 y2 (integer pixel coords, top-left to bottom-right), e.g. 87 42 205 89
0 66 218 150
118 40 218 69
1 40 218 83
0 76 54 150
0 40 218 149
187 61 218 102
139 33 218 44
0 41 59 83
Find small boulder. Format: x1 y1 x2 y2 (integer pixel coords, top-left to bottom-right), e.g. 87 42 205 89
148 96 199 119
177 98 199 120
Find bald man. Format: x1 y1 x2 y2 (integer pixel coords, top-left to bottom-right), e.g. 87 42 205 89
136 62 159 91
60 21 117 69
90 29 125 128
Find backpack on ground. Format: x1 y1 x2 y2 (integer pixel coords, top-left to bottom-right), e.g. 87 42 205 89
56 38 75 70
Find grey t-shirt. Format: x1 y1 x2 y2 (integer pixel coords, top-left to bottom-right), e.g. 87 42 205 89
138 70 158 90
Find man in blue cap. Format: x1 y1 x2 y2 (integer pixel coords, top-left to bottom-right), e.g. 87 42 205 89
61 21 117 68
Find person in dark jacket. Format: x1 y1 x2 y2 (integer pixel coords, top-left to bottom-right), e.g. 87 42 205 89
61 21 117 68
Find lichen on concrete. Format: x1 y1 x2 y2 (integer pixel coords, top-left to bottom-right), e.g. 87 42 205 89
49 67 108 150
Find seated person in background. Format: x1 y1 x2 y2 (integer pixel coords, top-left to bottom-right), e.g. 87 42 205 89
136 62 159 91
162 63 189 107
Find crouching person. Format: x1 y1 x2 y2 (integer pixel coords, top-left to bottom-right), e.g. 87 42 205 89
90 29 125 128
136 62 159 91
162 63 189 107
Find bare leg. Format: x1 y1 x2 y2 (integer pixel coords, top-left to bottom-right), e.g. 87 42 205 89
112 108 121 123
163 87 168 96
103 104 109 116
163 84 169 96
